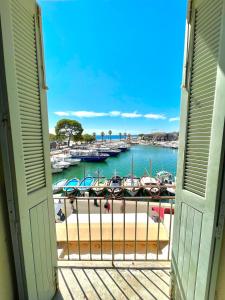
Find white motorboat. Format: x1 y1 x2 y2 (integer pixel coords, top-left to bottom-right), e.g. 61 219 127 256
53 160 71 169
54 154 81 166
64 158 81 165
51 165 63 174
156 171 174 184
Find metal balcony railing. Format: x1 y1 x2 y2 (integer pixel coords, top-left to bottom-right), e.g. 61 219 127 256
54 186 175 262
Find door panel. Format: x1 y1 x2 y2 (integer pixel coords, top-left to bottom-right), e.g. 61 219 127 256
0 0 57 299
172 0 225 299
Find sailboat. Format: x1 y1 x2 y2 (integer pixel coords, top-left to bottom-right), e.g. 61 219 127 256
109 170 122 194
122 155 140 196
92 169 108 195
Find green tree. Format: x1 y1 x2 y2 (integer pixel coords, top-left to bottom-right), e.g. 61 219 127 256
49 133 56 142
92 132 96 141
82 134 95 143
101 131 105 142
55 119 83 147
108 130 112 142
119 132 122 141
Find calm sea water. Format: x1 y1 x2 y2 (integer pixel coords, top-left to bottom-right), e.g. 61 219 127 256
52 145 178 184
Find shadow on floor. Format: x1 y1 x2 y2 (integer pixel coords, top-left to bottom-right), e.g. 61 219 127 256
55 264 171 300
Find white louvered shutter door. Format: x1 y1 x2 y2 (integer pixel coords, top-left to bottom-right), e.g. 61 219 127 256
172 0 225 299
0 0 57 299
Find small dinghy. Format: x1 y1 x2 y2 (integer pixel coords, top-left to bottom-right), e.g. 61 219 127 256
79 176 96 192
123 176 140 196
93 177 108 195
63 178 79 194
52 179 67 194
109 175 122 194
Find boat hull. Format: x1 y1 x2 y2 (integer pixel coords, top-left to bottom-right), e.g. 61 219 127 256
71 155 108 162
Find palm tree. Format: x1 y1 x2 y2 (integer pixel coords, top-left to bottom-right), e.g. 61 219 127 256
101 131 105 142
92 132 96 141
119 132 122 141
108 130 112 142
124 132 127 140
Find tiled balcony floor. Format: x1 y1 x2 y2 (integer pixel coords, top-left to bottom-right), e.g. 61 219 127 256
55 261 171 300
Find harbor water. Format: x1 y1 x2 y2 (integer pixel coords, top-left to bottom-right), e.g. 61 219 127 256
52 144 178 184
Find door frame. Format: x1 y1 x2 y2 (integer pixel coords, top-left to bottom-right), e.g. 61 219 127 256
208 122 225 299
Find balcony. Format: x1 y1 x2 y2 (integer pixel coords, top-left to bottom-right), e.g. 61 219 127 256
54 191 174 299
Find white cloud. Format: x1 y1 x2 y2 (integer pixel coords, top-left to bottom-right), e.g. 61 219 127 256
109 111 121 117
121 112 142 118
71 111 108 118
54 111 70 116
144 114 166 120
169 117 180 122
54 110 168 120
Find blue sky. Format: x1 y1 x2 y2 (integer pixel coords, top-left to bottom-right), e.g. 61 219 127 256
39 0 187 135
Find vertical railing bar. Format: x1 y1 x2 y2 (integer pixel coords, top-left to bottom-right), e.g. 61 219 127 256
167 200 173 260
63 198 70 260
145 198 150 260
100 198 103 261
134 198 137 260
156 198 161 260
88 198 92 260
123 198 126 261
112 197 114 261
75 198 81 261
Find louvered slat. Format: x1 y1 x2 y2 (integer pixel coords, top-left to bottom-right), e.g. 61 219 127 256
183 0 222 197
11 0 46 194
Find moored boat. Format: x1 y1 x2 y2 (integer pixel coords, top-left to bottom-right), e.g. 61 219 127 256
96 147 121 157
109 175 122 193
51 165 63 174
79 176 96 192
140 175 159 195
156 170 174 184
92 177 108 195
140 175 157 187
63 178 80 194
54 154 81 166
123 176 140 196
70 150 109 162
52 179 67 194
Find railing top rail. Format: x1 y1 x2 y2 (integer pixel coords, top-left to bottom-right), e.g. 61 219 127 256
53 195 175 200
54 184 176 189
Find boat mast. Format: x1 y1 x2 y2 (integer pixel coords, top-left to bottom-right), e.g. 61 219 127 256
83 164 86 179
131 154 134 186
97 168 100 185
149 159 152 177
